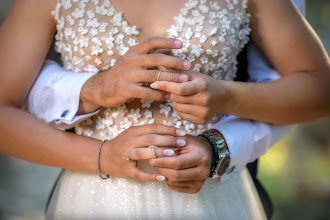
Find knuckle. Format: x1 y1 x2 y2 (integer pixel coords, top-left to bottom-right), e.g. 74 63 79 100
172 172 181 181
199 117 207 124
200 96 209 106
199 79 208 90
121 55 134 65
171 136 178 146
170 93 177 101
175 160 183 169
196 119 205 125
148 124 158 133
134 89 144 98
197 164 207 178
151 54 162 63
148 71 157 82
202 169 210 179
172 74 181 82
147 90 158 99
200 155 210 165
121 138 131 148
177 86 184 95
153 160 161 167
191 187 201 194
134 149 143 158
149 37 159 45
171 182 179 187
155 92 165 101
167 180 174 186
134 172 142 180
171 102 177 109
145 38 156 48
145 134 156 144
173 58 183 68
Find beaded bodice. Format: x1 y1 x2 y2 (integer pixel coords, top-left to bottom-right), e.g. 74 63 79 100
52 0 251 138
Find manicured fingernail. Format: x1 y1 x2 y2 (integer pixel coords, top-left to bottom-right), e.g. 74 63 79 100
163 149 174 156
177 139 186 146
150 83 160 89
175 40 182 47
165 93 170 100
176 129 186 136
156 175 166 181
184 61 191 70
180 74 189 82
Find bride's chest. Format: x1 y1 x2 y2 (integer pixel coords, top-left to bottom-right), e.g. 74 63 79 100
53 0 251 80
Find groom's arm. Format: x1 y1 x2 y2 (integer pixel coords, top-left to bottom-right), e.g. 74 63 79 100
27 60 100 129
213 0 305 183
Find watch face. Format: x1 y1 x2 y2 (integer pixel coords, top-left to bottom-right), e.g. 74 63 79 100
215 151 230 176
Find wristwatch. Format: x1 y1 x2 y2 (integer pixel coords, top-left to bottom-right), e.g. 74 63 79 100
199 129 231 179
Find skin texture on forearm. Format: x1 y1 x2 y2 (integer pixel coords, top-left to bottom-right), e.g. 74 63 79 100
223 73 330 124
239 0 330 124
0 0 99 173
0 105 100 173
234 0 330 124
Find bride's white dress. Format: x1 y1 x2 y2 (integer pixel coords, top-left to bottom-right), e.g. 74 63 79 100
47 0 266 219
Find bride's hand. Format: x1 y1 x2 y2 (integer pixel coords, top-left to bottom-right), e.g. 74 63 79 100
78 37 191 114
150 68 232 124
100 124 187 181
150 135 213 193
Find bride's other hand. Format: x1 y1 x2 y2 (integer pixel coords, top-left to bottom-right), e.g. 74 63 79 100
150 68 231 124
150 135 213 193
101 124 187 181
78 37 191 114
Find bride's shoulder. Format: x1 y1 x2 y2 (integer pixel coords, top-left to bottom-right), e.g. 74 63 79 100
9 0 58 19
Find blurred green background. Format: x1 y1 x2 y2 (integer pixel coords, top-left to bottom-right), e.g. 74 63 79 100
0 0 329 219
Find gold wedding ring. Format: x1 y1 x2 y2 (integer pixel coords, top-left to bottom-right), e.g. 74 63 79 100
156 70 162 81
151 146 157 159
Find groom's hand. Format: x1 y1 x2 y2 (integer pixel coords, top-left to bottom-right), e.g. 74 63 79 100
150 135 213 194
78 37 191 114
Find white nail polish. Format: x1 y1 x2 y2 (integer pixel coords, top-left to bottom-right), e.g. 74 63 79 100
176 129 186 136
150 83 160 89
177 139 186 146
163 149 174 156
156 175 165 181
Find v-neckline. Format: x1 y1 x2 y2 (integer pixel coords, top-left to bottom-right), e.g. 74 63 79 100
109 0 192 40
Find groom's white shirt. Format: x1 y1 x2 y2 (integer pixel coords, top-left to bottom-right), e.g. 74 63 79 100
27 0 305 182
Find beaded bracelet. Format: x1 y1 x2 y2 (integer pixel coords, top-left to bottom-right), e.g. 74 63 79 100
97 138 111 179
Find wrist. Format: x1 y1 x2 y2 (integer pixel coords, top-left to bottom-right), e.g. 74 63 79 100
98 139 111 177
215 80 237 114
78 75 102 115
197 135 214 168
199 129 230 179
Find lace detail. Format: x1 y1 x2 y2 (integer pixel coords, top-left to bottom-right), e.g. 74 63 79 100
52 0 250 138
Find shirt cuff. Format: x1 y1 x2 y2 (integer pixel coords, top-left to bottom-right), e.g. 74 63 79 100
27 60 99 129
213 115 256 173
211 115 296 183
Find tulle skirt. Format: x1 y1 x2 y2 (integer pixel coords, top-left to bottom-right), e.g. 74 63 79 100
46 160 266 220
